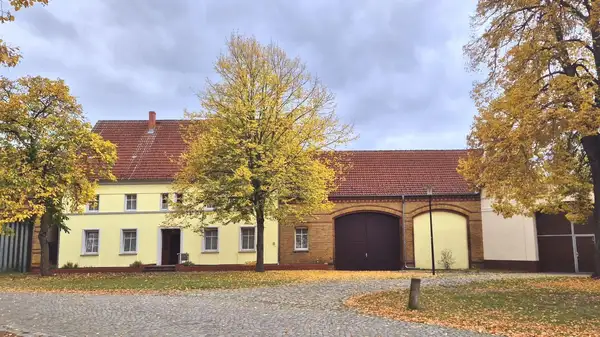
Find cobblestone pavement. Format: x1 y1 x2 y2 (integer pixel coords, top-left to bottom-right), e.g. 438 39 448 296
0 273 549 337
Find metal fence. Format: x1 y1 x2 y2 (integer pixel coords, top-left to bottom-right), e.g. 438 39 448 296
0 222 32 273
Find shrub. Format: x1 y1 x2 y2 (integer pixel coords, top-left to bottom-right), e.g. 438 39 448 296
438 249 455 270
245 260 257 267
182 261 194 266
129 261 143 268
61 262 78 269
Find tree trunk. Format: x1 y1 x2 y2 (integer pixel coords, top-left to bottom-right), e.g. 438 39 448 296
38 212 52 276
255 209 265 272
581 135 600 277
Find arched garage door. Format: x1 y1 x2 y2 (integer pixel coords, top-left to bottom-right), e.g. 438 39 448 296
414 211 469 269
335 212 401 270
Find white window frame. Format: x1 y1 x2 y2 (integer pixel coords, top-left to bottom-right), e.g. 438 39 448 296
120 229 138 255
239 226 256 252
160 193 169 211
202 227 219 253
81 229 100 255
85 195 100 212
294 227 309 251
175 193 184 204
124 194 137 211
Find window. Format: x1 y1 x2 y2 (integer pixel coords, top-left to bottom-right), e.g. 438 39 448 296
125 194 137 211
203 228 219 252
240 227 256 251
175 193 184 204
121 229 137 254
160 193 169 210
86 195 100 212
295 227 308 251
83 230 99 255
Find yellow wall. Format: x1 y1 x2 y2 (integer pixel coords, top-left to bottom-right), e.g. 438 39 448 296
481 191 539 261
413 211 469 269
59 183 279 267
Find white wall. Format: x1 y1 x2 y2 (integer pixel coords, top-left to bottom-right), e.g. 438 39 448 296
481 191 538 261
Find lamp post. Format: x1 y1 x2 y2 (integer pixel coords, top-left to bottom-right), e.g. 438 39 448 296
426 185 435 275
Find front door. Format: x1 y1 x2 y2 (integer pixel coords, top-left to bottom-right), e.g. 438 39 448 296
161 229 181 265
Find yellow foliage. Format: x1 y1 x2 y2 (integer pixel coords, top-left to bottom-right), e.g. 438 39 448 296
0 270 432 294
167 34 354 267
0 76 117 233
0 0 49 67
347 277 600 337
460 1 600 222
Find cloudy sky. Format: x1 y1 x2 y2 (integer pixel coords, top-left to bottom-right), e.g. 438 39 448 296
0 0 480 150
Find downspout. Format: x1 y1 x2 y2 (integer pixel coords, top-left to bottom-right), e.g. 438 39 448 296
401 195 407 269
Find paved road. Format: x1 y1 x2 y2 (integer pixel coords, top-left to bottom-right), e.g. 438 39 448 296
0 273 544 337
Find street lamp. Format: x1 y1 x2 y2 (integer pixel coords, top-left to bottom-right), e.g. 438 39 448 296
426 185 435 276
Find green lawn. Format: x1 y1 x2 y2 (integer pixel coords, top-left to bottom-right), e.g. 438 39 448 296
346 277 600 337
0 270 431 294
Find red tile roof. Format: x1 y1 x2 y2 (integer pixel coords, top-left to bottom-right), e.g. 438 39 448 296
93 120 190 181
94 120 475 195
331 150 474 197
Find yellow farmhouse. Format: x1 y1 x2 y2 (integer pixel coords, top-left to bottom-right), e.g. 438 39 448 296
58 112 278 268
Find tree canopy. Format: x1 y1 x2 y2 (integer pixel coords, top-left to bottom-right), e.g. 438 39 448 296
0 76 117 274
168 34 353 271
459 0 600 224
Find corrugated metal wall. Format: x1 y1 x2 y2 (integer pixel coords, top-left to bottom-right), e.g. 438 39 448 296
0 222 32 273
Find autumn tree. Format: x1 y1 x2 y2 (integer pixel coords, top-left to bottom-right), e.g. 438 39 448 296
459 1 600 275
169 35 353 272
0 76 117 275
0 0 49 67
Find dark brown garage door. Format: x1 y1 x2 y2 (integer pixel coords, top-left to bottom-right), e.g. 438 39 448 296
334 212 401 270
536 212 596 273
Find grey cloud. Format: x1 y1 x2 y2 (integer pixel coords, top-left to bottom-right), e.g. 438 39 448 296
0 0 480 150
18 5 78 41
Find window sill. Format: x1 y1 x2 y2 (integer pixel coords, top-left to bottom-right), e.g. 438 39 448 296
85 210 99 213
201 250 219 254
119 252 138 255
124 210 137 212
294 249 309 253
239 250 256 253
80 253 99 256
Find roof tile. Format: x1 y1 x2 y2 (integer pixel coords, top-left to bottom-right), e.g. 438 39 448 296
94 120 474 195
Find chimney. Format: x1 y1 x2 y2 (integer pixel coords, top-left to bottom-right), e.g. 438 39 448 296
148 111 156 133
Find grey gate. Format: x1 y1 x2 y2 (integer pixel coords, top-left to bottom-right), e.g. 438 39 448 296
0 222 32 273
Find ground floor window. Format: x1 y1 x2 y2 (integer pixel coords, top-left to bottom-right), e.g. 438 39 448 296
82 229 99 255
121 229 138 254
295 227 308 251
203 228 219 252
240 227 255 251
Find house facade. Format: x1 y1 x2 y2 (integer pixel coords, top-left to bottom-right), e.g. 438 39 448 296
56 113 278 268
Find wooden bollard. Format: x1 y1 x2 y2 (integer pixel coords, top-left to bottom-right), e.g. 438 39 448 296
408 278 421 310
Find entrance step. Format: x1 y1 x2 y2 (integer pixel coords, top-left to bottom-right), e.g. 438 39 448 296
142 265 176 273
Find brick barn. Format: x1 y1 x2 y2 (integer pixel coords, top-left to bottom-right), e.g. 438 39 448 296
279 150 483 270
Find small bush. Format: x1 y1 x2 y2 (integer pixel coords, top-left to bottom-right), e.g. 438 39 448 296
182 261 194 266
245 260 257 267
438 249 455 270
61 262 78 269
129 261 143 268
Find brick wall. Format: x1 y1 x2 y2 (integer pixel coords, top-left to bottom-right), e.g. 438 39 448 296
279 196 483 268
